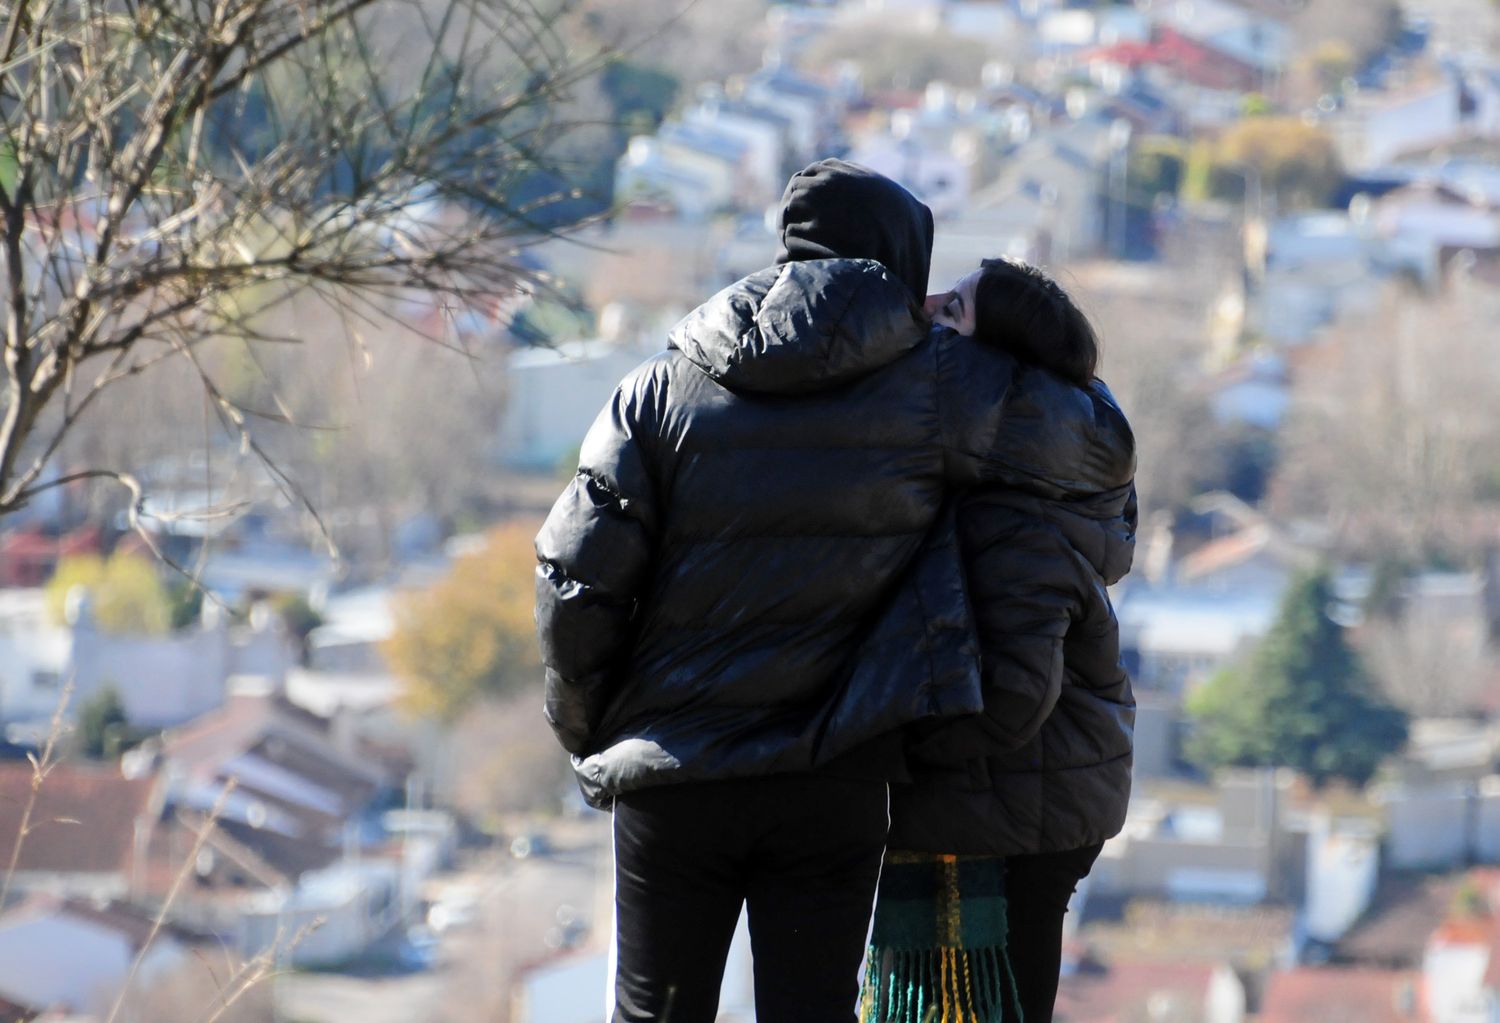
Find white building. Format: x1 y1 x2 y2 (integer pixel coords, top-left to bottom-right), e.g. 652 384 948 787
495 337 657 472
0 898 190 1018
0 587 295 732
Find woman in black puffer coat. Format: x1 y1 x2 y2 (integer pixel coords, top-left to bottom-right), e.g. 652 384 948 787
863 259 1137 1023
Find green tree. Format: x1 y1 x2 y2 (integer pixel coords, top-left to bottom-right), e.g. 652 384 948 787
78 687 128 760
1128 137 1187 200
383 522 542 722
1186 569 1409 788
272 592 324 664
45 553 172 635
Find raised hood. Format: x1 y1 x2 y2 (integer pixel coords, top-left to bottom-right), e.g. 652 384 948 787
669 258 927 395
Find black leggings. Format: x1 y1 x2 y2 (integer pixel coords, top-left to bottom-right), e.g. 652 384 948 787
611 774 889 1023
1004 843 1103 1023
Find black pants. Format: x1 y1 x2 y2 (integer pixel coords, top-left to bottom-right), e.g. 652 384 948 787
1003 842 1103 1023
611 774 889 1023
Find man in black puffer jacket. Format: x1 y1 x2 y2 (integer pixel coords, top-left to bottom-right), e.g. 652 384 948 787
534 160 1105 1023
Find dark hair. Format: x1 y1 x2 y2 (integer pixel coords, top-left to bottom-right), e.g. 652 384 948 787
971 258 1098 386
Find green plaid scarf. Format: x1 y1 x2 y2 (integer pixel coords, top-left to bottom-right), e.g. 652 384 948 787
861 852 1021 1023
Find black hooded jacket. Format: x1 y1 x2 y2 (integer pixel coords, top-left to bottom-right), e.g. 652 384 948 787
534 161 1110 807
887 376 1138 856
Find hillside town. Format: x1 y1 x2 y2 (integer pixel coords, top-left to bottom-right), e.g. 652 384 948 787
2 0 1500 1020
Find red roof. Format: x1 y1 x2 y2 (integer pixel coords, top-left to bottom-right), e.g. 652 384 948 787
1083 27 1258 91
1260 967 1424 1023
1056 960 1224 1021
0 763 158 877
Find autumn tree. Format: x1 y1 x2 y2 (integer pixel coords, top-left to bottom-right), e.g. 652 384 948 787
1186 569 1409 788
383 521 541 722
1208 116 1344 210
0 0 611 534
44 552 172 634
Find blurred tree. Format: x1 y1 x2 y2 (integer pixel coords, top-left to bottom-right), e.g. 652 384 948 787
1128 137 1187 201
45 553 171 635
78 687 128 759
449 692 574 817
800 27 990 91
576 0 768 95
1362 555 1411 622
1211 117 1344 209
1290 0 1401 67
0 0 614 533
601 59 681 139
166 579 204 631
1308 40 1357 94
272 592 324 663
1186 569 1409 788
384 521 541 722
1272 278 1500 560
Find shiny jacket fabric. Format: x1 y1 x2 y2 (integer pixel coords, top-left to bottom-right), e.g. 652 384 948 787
887 380 1138 856
534 258 1100 808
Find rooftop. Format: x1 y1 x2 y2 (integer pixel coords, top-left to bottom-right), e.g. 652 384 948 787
1259 966 1422 1023
0 763 157 877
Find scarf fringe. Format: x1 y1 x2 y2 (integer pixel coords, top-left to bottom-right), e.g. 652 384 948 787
861 944 1021 1023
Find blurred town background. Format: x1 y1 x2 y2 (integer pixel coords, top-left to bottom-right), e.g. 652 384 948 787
2 0 1500 1020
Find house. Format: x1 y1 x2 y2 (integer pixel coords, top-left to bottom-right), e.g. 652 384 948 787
1093 770 1304 904
237 858 403 967
682 89 792 205
844 83 978 218
1116 586 1279 695
0 526 100 588
1256 210 1390 345
962 113 1122 264
116 688 426 965
0 588 70 734
1330 77 1464 172
1370 181 1500 284
942 1 1024 43
1055 957 1246 1023
1378 769 1500 872
305 583 396 674
1335 872 1464 970
1138 0 1291 83
0 585 297 733
157 688 393 863
1421 869 1500 1023
494 335 659 472
1259 966 1423 1023
1208 351 1290 431
0 897 198 1019
738 61 842 164
614 126 746 221
0 763 162 900
1302 813 1382 945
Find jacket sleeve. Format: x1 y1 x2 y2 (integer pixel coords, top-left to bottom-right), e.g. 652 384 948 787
905 494 1080 764
534 369 663 755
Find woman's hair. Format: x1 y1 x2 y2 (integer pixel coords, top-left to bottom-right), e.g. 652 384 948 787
971 258 1099 385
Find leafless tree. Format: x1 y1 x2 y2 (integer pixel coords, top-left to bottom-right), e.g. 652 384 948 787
1273 272 1500 560
0 0 610 538
1363 610 1495 717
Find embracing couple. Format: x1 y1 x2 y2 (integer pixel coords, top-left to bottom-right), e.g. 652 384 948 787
535 159 1137 1023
